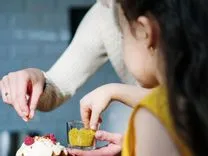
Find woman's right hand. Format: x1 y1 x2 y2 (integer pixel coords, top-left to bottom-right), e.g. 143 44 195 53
0 68 45 121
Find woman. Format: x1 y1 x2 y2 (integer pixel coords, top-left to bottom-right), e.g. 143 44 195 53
0 0 141 121
1 0 148 155
75 0 208 155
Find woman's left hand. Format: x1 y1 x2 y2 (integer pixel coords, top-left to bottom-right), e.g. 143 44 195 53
67 130 122 156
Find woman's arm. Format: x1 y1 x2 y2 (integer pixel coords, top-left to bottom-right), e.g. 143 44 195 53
134 109 180 156
0 1 113 121
37 1 110 111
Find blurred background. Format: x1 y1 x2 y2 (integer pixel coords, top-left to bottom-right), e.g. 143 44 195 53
0 0 132 155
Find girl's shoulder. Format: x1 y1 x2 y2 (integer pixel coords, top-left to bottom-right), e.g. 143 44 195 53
132 86 192 156
133 108 180 156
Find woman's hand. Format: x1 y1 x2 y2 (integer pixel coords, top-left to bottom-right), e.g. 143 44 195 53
0 68 45 121
67 130 122 156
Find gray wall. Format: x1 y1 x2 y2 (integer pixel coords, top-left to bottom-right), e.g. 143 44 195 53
0 0 131 149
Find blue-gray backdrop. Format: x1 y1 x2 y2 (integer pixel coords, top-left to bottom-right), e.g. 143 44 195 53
0 0 131 151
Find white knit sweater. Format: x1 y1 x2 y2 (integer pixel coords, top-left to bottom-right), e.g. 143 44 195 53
38 0 135 110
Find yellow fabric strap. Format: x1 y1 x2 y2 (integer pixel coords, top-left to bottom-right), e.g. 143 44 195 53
122 87 192 156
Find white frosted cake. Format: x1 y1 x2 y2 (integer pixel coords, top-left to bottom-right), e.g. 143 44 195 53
16 134 68 156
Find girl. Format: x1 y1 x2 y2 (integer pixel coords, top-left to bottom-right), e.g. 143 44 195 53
76 0 208 155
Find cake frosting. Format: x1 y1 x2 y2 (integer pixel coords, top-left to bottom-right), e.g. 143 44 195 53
16 134 68 156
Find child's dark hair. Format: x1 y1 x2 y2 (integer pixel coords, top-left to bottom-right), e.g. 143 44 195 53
118 0 208 155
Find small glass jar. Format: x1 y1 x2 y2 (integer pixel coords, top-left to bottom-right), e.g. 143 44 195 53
67 121 96 150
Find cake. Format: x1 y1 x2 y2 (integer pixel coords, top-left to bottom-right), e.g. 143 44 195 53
16 134 68 156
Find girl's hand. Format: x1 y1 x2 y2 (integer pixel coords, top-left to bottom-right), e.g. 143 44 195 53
0 68 45 121
80 84 113 130
80 83 151 130
67 130 122 156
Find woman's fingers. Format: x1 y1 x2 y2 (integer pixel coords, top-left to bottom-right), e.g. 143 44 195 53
1 71 30 121
12 100 27 121
29 83 43 119
16 74 30 117
0 68 45 121
8 72 29 120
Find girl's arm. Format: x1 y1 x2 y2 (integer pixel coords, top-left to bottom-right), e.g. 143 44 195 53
80 83 151 129
109 83 151 108
134 108 180 156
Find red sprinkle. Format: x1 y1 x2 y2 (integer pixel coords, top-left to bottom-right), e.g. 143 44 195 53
24 136 34 146
44 133 57 144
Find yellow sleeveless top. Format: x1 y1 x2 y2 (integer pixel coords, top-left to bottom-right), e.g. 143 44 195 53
122 87 192 156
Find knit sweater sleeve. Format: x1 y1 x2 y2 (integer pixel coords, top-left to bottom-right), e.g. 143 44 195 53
37 2 108 111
